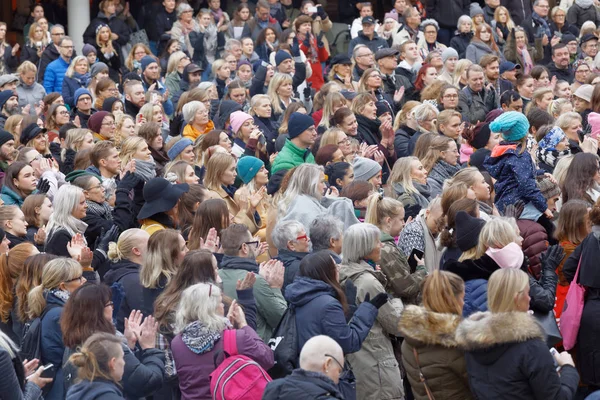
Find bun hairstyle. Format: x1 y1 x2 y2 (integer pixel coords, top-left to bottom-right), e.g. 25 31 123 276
107 228 146 262
69 332 123 384
324 162 352 191
364 192 404 227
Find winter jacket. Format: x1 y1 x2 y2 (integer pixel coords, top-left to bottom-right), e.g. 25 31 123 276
394 125 418 157
466 40 504 64
271 139 316 173
458 86 497 125
456 311 579 399
567 2 600 29
218 255 287 341
262 369 344 400
0 44 18 74
517 219 548 279
20 42 43 67
66 379 124 399
247 16 282 41
386 181 431 212
399 212 443 273
392 27 425 48
274 249 309 295
83 12 131 47
0 346 43 400
165 71 182 102
484 143 547 214
548 63 574 85
94 43 122 85
62 75 88 108
44 56 70 94
40 292 67 400
285 276 377 353
449 32 473 60
503 30 543 67
171 325 273 400
501 0 532 26
426 0 469 30
0 185 28 207
16 79 46 113
206 185 259 235
254 115 279 155
299 35 329 92
339 260 404 400
398 306 472 400
155 7 176 46
348 31 389 57
38 44 60 84
141 78 173 117
380 232 427 304
103 259 144 332
427 160 462 198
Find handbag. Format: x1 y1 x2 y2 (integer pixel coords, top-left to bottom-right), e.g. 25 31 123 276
559 258 586 350
412 348 436 400
532 310 562 348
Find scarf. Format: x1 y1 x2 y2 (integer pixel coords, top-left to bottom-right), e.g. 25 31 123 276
413 181 432 203
536 147 569 169
577 0 594 8
86 200 113 221
297 32 319 62
134 159 157 182
73 72 92 88
485 242 524 269
532 12 551 38
477 200 493 216
519 46 533 75
48 288 70 302
418 213 441 273
181 319 232 354
428 160 461 185
404 25 420 41
210 8 224 23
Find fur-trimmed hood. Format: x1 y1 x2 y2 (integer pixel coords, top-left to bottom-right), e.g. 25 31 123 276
455 311 545 354
398 305 461 348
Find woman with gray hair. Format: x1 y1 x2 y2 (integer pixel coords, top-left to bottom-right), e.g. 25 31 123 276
339 223 405 400
171 282 273 399
170 3 201 59
276 164 359 236
309 215 344 260
417 19 447 59
182 100 216 141
450 15 475 59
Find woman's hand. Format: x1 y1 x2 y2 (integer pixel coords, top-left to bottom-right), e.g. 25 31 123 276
66 233 86 260
137 315 158 350
199 227 220 253
34 226 46 245
554 351 575 367
227 300 247 328
124 309 143 349
249 186 267 209
27 365 53 389
373 150 385 165
249 128 263 141
22 358 39 377
544 208 554 219
393 86 405 103
325 186 339 198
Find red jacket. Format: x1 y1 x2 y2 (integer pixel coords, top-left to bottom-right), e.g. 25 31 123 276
299 35 329 91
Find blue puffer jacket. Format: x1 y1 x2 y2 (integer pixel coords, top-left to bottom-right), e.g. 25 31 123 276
484 143 547 214
443 254 501 317
285 276 378 354
43 57 70 95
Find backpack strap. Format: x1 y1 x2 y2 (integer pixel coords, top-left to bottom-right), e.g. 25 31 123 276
223 329 238 356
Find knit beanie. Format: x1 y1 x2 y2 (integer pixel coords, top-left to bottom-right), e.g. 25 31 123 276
588 112 600 139
455 211 486 251
88 111 110 134
536 175 560 200
288 112 315 139
167 138 194 160
485 109 504 123
74 88 92 105
353 157 382 182
102 97 121 112
141 55 158 72
469 122 491 150
441 47 459 64
470 3 484 17
90 62 109 78
275 50 292 66
65 169 103 183
237 156 265 184
489 111 529 142
0 129 13 147
0 90 14 110
230 111 254 135
82 44 96 57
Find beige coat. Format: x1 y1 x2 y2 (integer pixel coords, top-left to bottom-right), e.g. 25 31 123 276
206 186 259 234
339 260 405 400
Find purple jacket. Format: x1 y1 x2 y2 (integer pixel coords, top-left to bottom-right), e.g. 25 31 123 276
171 325 274 400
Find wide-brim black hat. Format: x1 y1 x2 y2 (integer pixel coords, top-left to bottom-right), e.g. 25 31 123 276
138 177 190 220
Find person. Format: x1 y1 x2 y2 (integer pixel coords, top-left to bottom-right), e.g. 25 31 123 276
38 25 66 82
16 61 47 114
296 16 329 92
398 271 472 400
83 0 131 49
44 36 73 95
170 282 274 398
465 23 503 64
272 112 317 173
393 7 424 47
308 216 344 260
27 258 86 400
0 206 35 249
458 65 498 124
137 177 189 235
348 16 389 58
456 268 579 399
44 185 89 257
181 101 215 141
548 44 574 84
561 153 600 207
366 193 427 303
262 335 346 400
271 220 311 292
386 156 431 214
65 333 126 400
61 56 91 108
234 156 270 239
0 91 20 130
422 135 461 197
339 223 403 400
1 162 38 207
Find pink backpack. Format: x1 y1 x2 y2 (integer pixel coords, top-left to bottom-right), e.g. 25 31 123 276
209 329 272 400
560 259 586 350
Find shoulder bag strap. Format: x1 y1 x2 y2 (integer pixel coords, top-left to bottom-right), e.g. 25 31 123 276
413 348 436 400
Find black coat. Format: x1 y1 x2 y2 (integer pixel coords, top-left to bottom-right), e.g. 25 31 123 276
37 44 60 83
21 42 43 67
394 125 417 158
103 259 144 332
501 0 532 26
254 115 279 155
548 63 574 85
456 311 579 399
263 369 344 400
449 32 473 60
274 249 309 295
356 114 382 146
83 12 131 47
426 0 469 30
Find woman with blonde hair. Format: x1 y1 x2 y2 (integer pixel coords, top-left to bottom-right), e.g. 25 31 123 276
234 156 270 241
27 257 85 399
3 115 23 143
21 21 48 65
320 127 355 162
124 43 152 74
114 114 136 148
119 136 155 182
448 167 494 219
16 61 46 113
317 92 346 133
0 22 19 74
250 94 278 154
548 97 573 119
456 268 578 399
399 270 472 400
61 55 91 108
386 156 431 211
421 135 461 197
524 87 554 116
268 73 297 122
452 59 473 88
437 109 463 140
164 160 199 185
165 51 191 96
212 59 231 99
94 24 121 82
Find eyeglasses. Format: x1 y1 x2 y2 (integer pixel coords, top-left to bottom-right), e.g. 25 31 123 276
87 184 104 191
295 234 309 242
357 53 373 58
337 137 351 145
51 32 65 36
58 110 70 115
324 353 344 371
105 301 114 308
28 154 43 165
65 275 84 283
240 241 260 249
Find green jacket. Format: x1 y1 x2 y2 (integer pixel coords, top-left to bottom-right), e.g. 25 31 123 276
271 139 315 173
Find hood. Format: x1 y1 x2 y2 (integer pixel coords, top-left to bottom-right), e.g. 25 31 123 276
339 260 387 287
455 311 544 363
398 305 461 348
103 259 141 285
215 100 243 129
276 249 309 264
66 379 122 400
1 185 23 203
285 276 338 307
484 144 519 176
444 255 500 282
220 255 259 273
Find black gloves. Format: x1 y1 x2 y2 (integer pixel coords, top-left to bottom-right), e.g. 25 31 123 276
291 37 300 57
541 245 565 271
404 204 421 221
364 292 389 309
303 86 312 100
503 200 524 219
302 35 311 49
118 171 141 190
95 225 120 253
316 31 325 48
37 177 51 194
317 5 327 19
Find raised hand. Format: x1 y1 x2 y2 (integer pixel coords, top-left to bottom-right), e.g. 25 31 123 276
137 315 158 350
67 233 86 260
124 309 143 349
199 227 220 253
236 271 256 291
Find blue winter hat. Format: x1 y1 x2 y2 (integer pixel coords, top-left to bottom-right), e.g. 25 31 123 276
489 111 530 142
288 112 315 139
275 50 292 66
237 156 265 184
538 126 566 151
74 88 92 105
167 138 194 160
0 90 14 110
141 55 158 72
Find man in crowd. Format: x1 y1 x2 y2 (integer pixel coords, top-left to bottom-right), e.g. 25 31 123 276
480 55 512 107
0 90 20 129
348 16 389 56
71 88 95 129
548 43 575 84
377 48 402 97
272 112 317 173
350 2 380 38
88 141 121 182
500 61 520 85
0 75 18 92
172 63 203 106
38 25 66 81
43 35 73 94
124 80 146 118
0 129 15 173
500 90 524 113
248 0 283 40
393 7 424 47
352 45 375 81
459 65 497 124
140 56 174 116
272 220 311 294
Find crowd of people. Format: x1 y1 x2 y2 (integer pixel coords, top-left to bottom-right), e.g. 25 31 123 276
2 0 600 398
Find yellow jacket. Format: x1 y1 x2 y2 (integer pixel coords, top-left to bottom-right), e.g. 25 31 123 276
140 218 167 235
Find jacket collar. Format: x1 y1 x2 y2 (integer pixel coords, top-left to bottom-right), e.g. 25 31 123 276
220 255 259 273
284 139 311 158
339 260 387 287
398 305 462 347
455 311 545 350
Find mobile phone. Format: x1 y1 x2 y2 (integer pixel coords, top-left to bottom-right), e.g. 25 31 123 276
40 363 55 379
549 348 560 370
308 6 318 13
408 248 424 273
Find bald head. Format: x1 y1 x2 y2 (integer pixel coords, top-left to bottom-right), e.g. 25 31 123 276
299 335 344 383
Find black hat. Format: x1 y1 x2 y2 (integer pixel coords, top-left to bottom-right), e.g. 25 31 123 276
376 101 390 117
267 169 288 196
375 48 399 61
362 16 375 25
102 97 122 112
20 123 46 146
561 33 577 44
185 63 203 74
138 178 190 220
455 211 486 251
0 129 13 147
469 122 492 150
330 54 352 66
580 33 598 46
